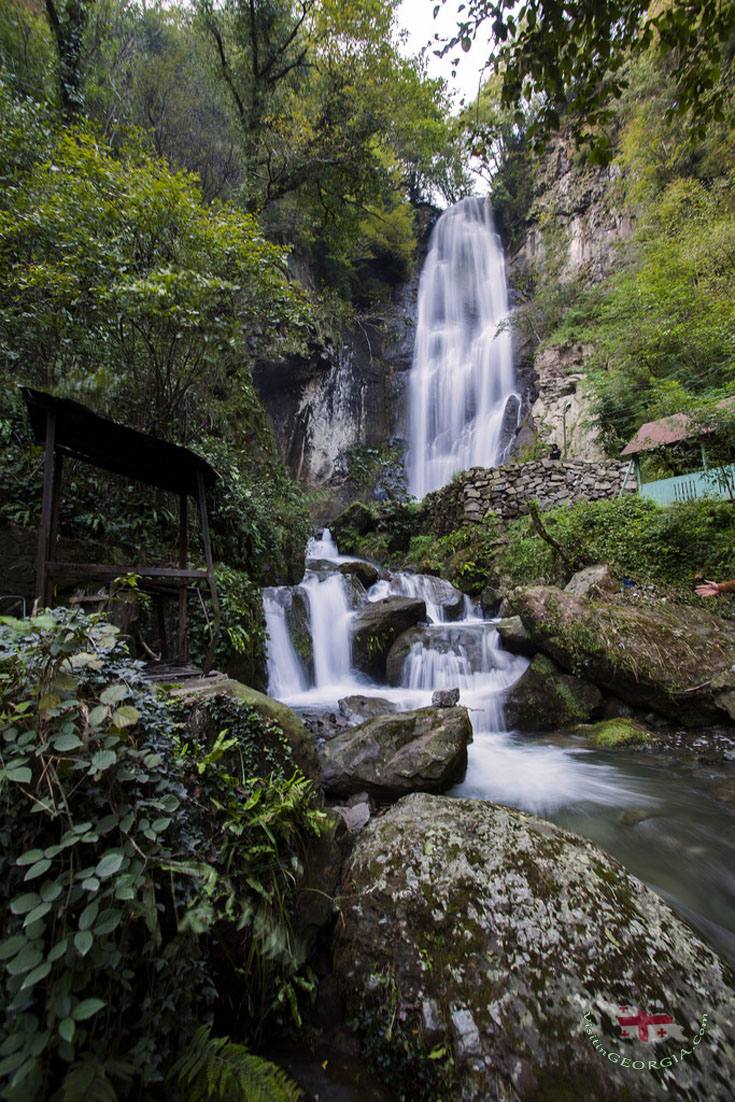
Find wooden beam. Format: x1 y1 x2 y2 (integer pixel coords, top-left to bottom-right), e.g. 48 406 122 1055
34 411 56 611
47 563 207 581
196 470 220 674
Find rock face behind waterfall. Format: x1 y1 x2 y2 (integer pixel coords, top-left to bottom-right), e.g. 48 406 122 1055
352 596 427 679
334 793 735 1101
318 707 472 799
509 585 735 726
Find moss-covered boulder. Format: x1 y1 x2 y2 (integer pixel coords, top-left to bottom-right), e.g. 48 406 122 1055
337 559 380 589
333 793 735 1101
329 501 376 543
504 652 602 730
352 596 426 680
318 707 472 800
571 717 653 747
495 614 537 655
509 585 735 726
170 677 320 785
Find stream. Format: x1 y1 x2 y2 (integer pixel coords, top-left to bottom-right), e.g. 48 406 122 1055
264 530 735 967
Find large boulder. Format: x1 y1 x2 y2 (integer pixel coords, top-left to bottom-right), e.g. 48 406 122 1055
170 677 320 785
333 793 735 1101
338 695 399 724
352 596 426 679
337 560 380 589
495 614 538 656
318 706 472 800
329 501 375 542
503 652 602 730
509 585 735 726
564 562 619 598
284 587 313 680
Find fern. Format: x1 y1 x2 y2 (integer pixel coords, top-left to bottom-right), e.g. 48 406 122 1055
169 1024 302 1102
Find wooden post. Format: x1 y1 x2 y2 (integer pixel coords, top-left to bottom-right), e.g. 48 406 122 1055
45 453 64 606
34 411 56 611
177 493 188 663
196 470 220 674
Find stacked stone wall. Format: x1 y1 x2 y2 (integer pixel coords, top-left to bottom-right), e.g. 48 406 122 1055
424 460 634 535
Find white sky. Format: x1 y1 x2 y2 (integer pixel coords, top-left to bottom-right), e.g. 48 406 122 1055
397 0 489 110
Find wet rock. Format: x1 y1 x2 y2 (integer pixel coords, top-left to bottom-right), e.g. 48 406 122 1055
318 707 472 800
564 562 619 598
479 585 502 616
330 501 376 542
333 792 735 1101
338 695 399 725
285 587 313 679
509 584 735 726
710 666 735 722
352 596 426 680
571 717 653 747
337 560 380 589
503 653 602 731
432 688 460 707
495 615 536 656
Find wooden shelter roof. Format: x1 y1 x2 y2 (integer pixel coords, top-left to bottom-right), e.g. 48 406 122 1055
21 387 218 495
620 413 701 456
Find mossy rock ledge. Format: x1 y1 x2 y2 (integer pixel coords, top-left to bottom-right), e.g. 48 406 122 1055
508 585 735 726
333 793 735 1101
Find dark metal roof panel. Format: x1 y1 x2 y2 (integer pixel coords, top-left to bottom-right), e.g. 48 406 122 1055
621 413 701 456
21 387 218 495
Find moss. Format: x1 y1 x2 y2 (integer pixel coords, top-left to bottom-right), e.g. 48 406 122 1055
571 717 651 747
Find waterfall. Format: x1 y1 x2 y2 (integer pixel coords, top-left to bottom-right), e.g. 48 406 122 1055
263 588 308 698
301 571 353 689
407 197 520 499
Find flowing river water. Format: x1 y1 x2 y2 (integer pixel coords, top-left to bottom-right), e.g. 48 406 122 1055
264 531 735 966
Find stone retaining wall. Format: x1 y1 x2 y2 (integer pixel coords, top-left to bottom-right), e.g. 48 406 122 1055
424 459 634 535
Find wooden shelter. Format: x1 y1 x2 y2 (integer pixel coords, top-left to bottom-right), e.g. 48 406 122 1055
22 387 220 672
620 410 735 504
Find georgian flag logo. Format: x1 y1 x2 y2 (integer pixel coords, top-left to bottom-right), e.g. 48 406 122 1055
616 1007 687 1043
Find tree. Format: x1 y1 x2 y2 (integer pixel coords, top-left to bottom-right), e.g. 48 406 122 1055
439 0 735 163
0 122 309 439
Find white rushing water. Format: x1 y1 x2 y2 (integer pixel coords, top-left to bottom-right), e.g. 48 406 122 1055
407 197 520 499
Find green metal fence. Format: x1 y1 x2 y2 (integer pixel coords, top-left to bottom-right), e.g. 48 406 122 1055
638 464 735 505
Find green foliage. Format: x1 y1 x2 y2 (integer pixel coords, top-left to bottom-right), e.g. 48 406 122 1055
446 0 735 165
0 121 309 440
0 608 324 1099
497 496 735 589
169 1023 300 1102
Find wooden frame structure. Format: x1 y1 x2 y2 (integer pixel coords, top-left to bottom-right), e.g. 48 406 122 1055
22 387 221 672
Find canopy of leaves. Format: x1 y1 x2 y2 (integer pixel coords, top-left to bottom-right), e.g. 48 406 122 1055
441 0 735 164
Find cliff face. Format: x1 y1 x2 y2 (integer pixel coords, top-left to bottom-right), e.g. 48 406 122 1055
510 138 634 460
252 277 418 513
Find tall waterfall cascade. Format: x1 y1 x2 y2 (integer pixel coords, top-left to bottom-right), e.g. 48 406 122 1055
407 197 520 499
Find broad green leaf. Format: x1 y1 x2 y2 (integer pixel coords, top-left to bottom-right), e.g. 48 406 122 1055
58 1018 75 1043
99 684 127 706
53 733 82 752
4 765 32 784
48 939 68 963
20 960 52 990
40 880 63 903
112 705 139 728
24 859 52 881
74 930 93 956
38 693 61 712
6 946 42 975
88 704 109 727
89 750 116 773
95 851 124 878
72 997 106 1021
10 892 41 915
16 850 44 867
94 909 122 936
79 901 99 931
24 901 52 926
0 935 27 960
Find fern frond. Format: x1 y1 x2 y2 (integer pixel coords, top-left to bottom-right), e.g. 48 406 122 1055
169 1024 301 1102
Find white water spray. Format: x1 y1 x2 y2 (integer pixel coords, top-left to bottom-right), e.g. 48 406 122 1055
407 197 520 499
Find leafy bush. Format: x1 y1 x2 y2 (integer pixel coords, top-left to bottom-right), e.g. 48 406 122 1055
497 496 735 590
0 608 324 1100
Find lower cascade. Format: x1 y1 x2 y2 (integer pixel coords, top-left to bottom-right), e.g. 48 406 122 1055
264 529 735 965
